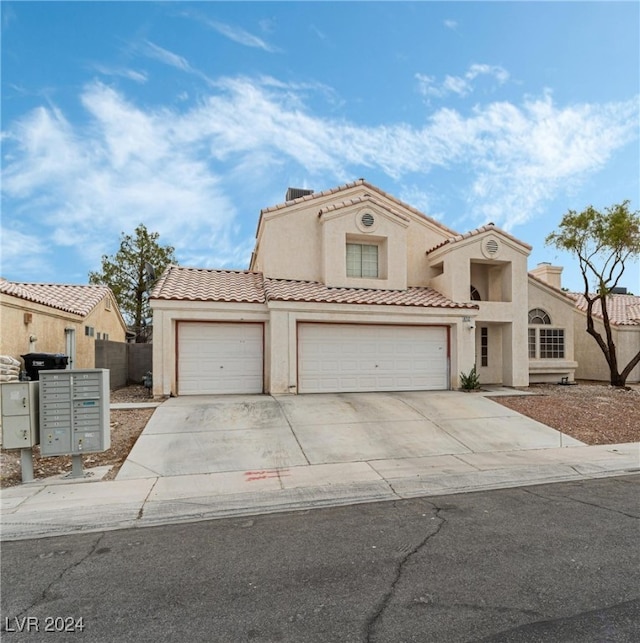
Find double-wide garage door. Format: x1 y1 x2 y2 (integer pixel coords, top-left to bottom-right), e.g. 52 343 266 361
298 323 448 393
178 322 263 395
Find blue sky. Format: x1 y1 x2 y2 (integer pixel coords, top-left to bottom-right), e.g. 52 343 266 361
2 1 639 293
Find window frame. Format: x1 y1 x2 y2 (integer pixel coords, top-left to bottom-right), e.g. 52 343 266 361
528 308 565 359
346 242 379 278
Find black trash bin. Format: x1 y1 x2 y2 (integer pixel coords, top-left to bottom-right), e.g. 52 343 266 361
21 353 69 381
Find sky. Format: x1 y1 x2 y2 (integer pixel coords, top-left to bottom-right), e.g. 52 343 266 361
2 1 639 293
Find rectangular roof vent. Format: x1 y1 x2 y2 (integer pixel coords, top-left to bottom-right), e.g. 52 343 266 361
286 187 314 202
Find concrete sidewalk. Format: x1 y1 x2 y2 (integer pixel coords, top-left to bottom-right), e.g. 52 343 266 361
1 391 639 541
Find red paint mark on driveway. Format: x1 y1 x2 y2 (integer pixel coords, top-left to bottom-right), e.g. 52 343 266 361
244 469 290 482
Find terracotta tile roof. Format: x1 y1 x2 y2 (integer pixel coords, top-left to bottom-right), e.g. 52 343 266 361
264 278 476 309
426 223 532 254
0 279 112 316
570 292 640 326
150 266 266 303
260 179 458 235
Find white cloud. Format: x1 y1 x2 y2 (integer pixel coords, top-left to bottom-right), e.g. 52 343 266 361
143 41 192 72
92 64 148 83
444 19 458 30
0 227 53 278
416 63 510 99
204 20 279 52
1 77 637 279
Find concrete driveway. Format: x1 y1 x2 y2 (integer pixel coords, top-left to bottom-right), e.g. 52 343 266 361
117 391 583 480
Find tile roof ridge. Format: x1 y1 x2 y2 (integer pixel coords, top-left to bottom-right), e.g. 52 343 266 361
259 179 457 235
426 222 532 254
317 195 412 222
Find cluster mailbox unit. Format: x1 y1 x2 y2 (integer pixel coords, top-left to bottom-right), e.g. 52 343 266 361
39 369 110 456
0 381 40 449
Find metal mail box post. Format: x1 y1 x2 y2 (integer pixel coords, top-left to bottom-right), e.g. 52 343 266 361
1 381 40 449
39 369 110 456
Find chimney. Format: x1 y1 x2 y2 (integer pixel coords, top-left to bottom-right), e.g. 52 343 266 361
530 262 563 289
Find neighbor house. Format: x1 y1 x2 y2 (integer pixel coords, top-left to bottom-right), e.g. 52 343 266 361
0 279 127 370
151 179 588 397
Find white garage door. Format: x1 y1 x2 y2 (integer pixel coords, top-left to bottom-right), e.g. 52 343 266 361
298 323 448 393
178 322 263 395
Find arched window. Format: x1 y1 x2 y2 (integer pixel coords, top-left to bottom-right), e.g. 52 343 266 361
528 309 564 359
470 285 482 301
528 308 551 325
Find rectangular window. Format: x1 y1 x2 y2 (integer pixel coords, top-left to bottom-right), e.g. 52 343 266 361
528 329 537 359
480 327 488 367
540 329 565 359
85 326 95 337
346 243 378 278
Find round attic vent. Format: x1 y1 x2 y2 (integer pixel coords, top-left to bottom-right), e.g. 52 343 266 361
361 212 375 227
484 238 499 256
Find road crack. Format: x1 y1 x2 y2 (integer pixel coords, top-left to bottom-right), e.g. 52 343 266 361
1 532 107 630
363 500 446 642
520 485 640 519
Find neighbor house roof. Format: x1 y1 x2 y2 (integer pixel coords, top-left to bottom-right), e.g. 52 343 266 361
570 293 640 326
150 266 475 310
426 223 533 254
150 266 266 303
0 278 113 316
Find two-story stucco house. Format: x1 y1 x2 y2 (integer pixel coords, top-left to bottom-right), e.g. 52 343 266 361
152 179 586 397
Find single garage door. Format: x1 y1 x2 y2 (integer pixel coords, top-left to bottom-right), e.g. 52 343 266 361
178 322 263 395
298 323 448 393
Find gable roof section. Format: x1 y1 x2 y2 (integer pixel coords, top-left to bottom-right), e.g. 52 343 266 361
264 278 476 309
318 194 411 225
570 292 640 326
0 279 113 316
259 179 458 236
151 266 266 303
426 223 532 254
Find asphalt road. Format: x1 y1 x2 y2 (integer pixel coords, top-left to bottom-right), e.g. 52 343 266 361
1 475 639 642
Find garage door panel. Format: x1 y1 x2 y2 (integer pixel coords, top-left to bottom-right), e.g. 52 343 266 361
298 323 448 393
178 323 263 395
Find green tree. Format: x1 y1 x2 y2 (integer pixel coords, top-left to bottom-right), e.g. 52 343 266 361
546 201 640 387
89 224 177 342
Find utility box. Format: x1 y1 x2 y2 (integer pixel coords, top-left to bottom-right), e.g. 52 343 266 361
0 381 40 449
39 369 110 456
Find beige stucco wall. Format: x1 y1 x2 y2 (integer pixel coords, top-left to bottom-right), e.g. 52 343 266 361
428 233 530 387
151 300 271 397
151 298 477 396
526 279 578 383
573 311 640 383
266 301 475 394
320 204 409 290
0 293 126 370
252 185 451 286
